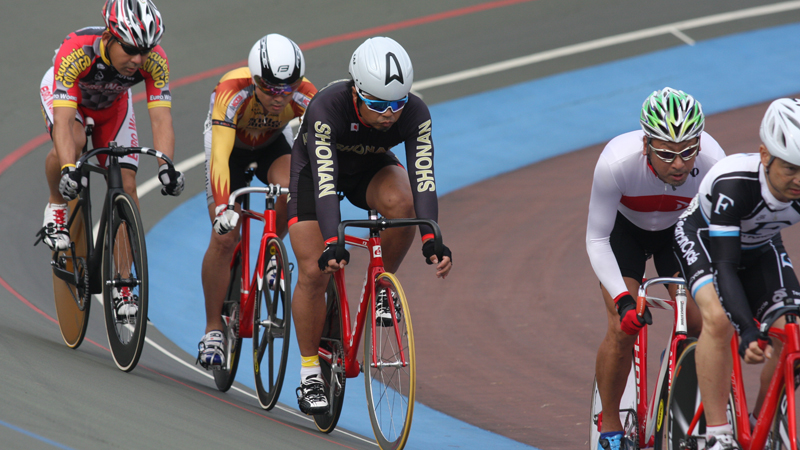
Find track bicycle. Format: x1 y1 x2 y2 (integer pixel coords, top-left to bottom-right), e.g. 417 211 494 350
37 119 178 372
209 167 293 412
312 210 445 450
665 299 800 450
590 277 695 449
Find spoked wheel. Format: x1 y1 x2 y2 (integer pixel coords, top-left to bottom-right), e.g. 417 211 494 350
664 342 737 450
253 237 292 410
213 251 243 392
52 197 90 349
589 358 639 450
102 193 148 372
364 272 415 450
313 276 346 433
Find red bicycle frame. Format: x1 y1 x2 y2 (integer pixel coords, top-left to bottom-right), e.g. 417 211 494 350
227 185 285 338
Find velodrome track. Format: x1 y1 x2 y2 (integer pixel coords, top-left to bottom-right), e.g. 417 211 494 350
3 1 800 449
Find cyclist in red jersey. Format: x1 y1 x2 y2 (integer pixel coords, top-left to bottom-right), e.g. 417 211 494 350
287 37 452 414
38 0 183 318
196 34 317 368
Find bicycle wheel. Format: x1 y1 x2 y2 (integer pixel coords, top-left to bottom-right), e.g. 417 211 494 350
102 193 148 372
253 237 292 410
52 197 91 349
589 360 639 450
313 276 346 433
364 272 415 450
213 251 243 392
652 338 696 449
664 342 738 450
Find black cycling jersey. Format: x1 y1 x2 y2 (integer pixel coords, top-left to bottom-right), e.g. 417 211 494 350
676 153 800 342
289 80 438 242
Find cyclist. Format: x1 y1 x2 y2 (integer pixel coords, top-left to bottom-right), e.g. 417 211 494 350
672 98 800 450
38 0 184 317
196 34 317 369
586 87 726 450
287 36 452 414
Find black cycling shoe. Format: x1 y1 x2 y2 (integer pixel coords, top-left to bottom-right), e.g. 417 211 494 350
296 375 328 415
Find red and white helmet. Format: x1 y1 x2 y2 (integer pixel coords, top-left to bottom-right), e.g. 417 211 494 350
102 0 164 49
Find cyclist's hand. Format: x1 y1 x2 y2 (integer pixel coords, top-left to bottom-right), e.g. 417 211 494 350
422 239 452 279
59 165 82 200
740 330 772 363
159 165 185 196
318 242 349 273
616 294 652 335
213 204 239 235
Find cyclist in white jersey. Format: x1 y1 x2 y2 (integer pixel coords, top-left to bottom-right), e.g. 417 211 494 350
586 87 726 450
672 98 800 450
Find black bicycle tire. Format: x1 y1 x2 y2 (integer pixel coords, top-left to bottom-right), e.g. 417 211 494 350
102 192 148 372
52 197 91 349
253 237 292 410
653 337 697 449
313 276 346 433
213 251 243 392
364 272 416 450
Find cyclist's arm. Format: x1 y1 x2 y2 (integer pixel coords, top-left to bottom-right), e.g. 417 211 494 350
149 106 175 163
208 124 236 208
708 181 759 342
586 155 629 301
307 114 341 244
401 99 438 241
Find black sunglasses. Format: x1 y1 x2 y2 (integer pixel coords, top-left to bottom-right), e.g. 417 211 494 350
113 36 153 56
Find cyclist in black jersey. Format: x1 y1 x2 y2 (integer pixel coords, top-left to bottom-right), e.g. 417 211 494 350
673 98 800 450
287 37 452 414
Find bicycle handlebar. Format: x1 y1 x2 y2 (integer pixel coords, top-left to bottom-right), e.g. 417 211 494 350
226 184 289 209
335 217 444 260
636 277 686 320
758 302 800 339
76 142 177 179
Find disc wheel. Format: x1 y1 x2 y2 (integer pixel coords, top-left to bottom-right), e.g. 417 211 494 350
253 237 292 410
213 251 243 392
102 193 148 372
52 197 91 349
313 276 346 433
364 272 415 450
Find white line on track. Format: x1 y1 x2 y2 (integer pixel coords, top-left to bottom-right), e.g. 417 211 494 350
127 1 800 445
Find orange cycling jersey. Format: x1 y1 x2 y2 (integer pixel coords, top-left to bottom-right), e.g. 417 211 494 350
52 26 170 111
208 67 316 207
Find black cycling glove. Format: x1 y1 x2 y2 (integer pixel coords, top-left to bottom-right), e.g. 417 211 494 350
318 242 350 271
422 239 452 265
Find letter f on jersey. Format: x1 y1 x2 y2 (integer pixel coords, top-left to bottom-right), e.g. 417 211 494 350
714 193 734 215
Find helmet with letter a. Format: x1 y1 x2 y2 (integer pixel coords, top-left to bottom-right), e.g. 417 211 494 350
349 36 413 101
102 0 164 49
760 98 800 167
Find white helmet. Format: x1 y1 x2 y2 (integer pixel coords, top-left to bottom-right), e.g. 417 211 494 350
760 98 800 166
349 37 413 101
248 34 305 87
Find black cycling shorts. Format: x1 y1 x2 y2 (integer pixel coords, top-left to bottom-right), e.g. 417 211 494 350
289 152 402 223
610 211 681 282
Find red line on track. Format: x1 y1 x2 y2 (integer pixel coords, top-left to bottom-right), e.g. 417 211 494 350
2 0 534 176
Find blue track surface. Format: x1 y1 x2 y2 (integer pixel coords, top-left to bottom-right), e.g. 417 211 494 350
148 23 800 450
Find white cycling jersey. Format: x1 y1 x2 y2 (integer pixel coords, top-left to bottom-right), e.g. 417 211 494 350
586 130 726 300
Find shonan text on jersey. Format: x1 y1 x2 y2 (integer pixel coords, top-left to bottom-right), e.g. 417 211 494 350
694 153 800 249
52 27 170 111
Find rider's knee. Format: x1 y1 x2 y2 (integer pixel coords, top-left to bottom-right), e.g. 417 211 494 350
701 307 734 340
377 190 414 218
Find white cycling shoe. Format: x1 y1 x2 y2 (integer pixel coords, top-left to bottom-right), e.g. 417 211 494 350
42 203 70 251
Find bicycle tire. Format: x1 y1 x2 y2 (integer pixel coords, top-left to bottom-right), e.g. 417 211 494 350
253 237 292 410
52 197 91 349
664 342 738 450
213 251 243 392
313 276 346 433
102 193 148 372
653 338 696 449
364 272 415 450
590 359 639 450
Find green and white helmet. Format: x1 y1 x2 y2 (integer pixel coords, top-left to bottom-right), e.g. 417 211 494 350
640 87 704 142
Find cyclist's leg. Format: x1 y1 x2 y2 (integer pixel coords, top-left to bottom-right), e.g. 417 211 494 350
692 283 735 428
289 220 329 358
201 202 242 334
364 164 415 273
262 127 292 239
595 278 641 434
